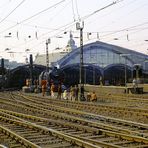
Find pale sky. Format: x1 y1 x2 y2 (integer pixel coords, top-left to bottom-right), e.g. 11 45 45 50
0 0 148 63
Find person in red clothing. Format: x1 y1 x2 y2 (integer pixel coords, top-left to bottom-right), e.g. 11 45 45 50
41 80 47 96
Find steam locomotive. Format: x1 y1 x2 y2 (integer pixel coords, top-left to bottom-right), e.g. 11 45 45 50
39 67 65 91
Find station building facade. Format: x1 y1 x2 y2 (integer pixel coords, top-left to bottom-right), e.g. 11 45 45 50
54 41 148 86
3 41 148 88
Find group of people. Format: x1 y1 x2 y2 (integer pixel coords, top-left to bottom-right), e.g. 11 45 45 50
41 81 97 102
41 81 79 101
56 85 79 101
62 85 79 101
41 82 57 97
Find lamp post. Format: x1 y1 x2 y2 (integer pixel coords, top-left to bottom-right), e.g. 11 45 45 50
46 38 50 72
120 54 131 88
76 21 84 101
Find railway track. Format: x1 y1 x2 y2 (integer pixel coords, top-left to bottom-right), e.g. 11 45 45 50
19 92 148 123
95 93 148 109
0 113 95 148
0 91 148 147
16 93 148 137
0 106 148 148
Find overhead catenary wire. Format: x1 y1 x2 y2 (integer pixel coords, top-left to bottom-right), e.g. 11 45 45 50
75 0 80 21
1 0 148 56
0 0 26 24
2 19 148 52
0 0 122 40
9 20 76 49
99 0 147 32
39 0 148 36
0 0 67 34
0 0 71 33
85 0 139 29
82 24 148 43
0 0 123 35
100 22 148 38
4 26 148 56
7 0 125 49
71 0 76 21
81 0 124 21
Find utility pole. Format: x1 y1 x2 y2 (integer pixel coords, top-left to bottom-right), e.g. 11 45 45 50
45 38 51 94
46 38 50 72
1 58 5 88
76 21 85 101
29 54 33 87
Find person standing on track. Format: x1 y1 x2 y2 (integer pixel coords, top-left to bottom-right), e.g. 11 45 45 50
70 86 75 101
50 83 55 97
41 80 47 97
90 91 97 102
57 84 62 99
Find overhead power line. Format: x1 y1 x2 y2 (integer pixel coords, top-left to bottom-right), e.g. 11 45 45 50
75 0 80 21
0 0 66 34
101 22 148 38
0 0 26 24
82 0 124 20
40 0 125 39
71 0 76 21
19 0 66 25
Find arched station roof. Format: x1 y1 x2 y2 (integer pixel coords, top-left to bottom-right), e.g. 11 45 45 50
56 41 148 72
6 64 46 88
10 64 46 75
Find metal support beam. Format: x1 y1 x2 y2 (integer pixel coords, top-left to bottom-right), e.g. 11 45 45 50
46 41 49 72
76 22 85 101
79 27 84 100
29 54 33 86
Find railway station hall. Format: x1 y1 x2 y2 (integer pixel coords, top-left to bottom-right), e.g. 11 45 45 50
3 40 148 89
50 40 148 86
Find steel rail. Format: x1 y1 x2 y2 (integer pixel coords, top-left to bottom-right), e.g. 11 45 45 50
18 93 148 118
0 114 100 148
1 92 146 147
1 109 148 147
21 92 148 114
16 93 148 136
0 124 40 148
1 93 148 138
2 95 147 146
1 94 148 137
